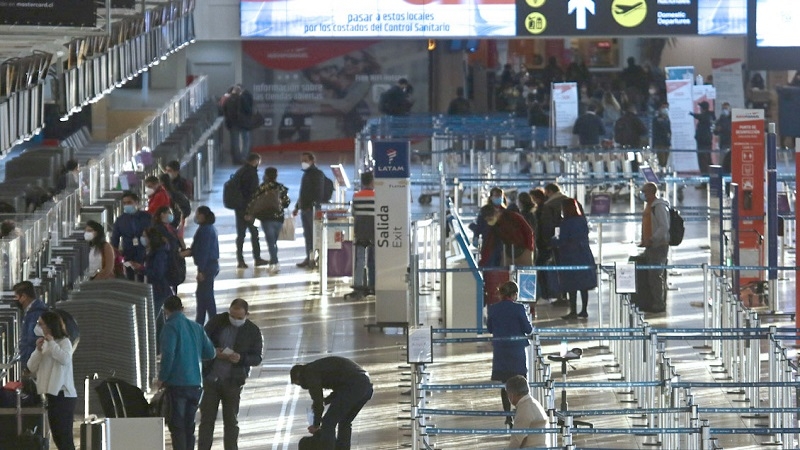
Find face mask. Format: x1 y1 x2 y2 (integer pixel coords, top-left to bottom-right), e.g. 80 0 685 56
168 172 177 180
11 300 22 310
301 162 310 170
84 231 96 241
721 109 730 116
661 108 669 115
229 316 246 327
140 236 149 247
164 214 174 223
144 187 155 196
638 191 647 202
123 204 136 214
34 324 44 337
491 197 503 206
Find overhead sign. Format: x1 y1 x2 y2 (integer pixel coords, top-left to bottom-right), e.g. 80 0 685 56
0 0 96 26
517 0 703 36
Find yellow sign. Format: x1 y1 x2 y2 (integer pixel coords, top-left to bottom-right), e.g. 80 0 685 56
525 12 547 34
526 0 546 7
611 0 647 28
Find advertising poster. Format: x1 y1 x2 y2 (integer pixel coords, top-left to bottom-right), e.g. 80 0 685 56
550 82 578 147
373 140 411 325
0 0 96 26
731 108 765 282
665 79 697 172
666 66 695 81
711 58 745 109
241 0 516 38
241 40 429 152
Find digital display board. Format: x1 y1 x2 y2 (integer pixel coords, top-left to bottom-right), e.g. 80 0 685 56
747 0 800 70
241 0 517 38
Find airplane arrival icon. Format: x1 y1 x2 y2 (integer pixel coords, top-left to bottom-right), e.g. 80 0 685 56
568 0 595 30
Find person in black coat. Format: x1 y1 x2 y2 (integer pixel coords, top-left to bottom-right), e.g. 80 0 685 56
291 356 373 450
293 152 326 268
486 281 533 428
652 102 672 169
198 299 264 450
572 103 605 146
235 153 268 268
552 198 597 320
690 101 715 183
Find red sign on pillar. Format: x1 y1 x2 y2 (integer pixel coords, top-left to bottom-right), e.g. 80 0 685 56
731 109 765 305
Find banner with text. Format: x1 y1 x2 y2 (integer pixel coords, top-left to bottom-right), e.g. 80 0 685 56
0 0 96 26
712 58 745 109
241 40 429 153
665 79 697 172
551 82 578 147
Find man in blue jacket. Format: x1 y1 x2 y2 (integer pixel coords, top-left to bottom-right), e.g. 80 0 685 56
111 191 152 281
158 296 215 450
13 281 48 369
198 299 263 450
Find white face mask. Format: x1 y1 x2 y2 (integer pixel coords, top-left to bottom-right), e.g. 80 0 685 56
145 187 155 196
229 316 246 327
301 162 310 170
84 231 96 241
34 324 44 337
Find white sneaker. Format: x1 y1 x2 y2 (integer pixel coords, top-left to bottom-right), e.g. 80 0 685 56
269 263 280 274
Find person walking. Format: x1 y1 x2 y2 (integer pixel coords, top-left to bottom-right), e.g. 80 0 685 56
181 206 220 324
158 296 215 450
84 220 116 280
652 102 672 170
637 182 670 313
27 311 77 450
486 281 533 429
690 101 715 187
198 299 263 450
293 152 326 268
234 154 268 269
245 167 290 274
111 191 152 281
223 85 248 164
552 198 597 320
290 356 373 450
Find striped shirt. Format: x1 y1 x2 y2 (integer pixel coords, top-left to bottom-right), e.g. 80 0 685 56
352 189 375 244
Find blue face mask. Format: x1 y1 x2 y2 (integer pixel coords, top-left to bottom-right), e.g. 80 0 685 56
638 191 647 202
140 236 149 247
491 197 503 206
123 204 136 214
165 214 174 223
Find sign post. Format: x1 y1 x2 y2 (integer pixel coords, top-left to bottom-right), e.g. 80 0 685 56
373 140 411 326
730 109 765 305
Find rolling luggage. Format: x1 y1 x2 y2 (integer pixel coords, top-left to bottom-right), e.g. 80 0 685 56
80 376 106 450
327 240 353 277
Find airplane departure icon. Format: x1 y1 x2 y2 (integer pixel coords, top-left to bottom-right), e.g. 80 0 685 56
614 1 644 15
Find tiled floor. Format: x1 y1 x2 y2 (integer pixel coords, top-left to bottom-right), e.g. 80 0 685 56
62 151 798 449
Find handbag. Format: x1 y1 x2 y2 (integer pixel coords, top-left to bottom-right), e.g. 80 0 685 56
240 112 265 130
278 216 295 241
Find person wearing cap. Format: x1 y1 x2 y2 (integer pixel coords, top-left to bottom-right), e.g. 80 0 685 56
290 356 373 450
487 281 533 429
158 296 215 450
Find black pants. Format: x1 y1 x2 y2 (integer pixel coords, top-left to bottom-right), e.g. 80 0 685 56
319 377 373 450
300 209 314 261
198 379 243 450
234 209 261 262
46 392 76 450
696 143 712 176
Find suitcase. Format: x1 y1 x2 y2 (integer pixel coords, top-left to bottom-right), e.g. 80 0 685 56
0 388 48 450
327 240 353 278
80 376 106 450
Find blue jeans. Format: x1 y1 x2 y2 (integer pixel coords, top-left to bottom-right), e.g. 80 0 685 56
261 220 283 264
167 385 203 450
229 128 251 164
196 267 219 324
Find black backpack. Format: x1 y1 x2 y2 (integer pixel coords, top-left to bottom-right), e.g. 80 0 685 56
223 169 246 210
668 206 685 246
170 190 191 220
322 175 334 203
166 245 187 286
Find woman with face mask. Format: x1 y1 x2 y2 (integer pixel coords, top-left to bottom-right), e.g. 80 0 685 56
27 311 77 450
153 205 187 293
551 198 597 320
180 206 220 324
130 227 173 338
85 220 116 280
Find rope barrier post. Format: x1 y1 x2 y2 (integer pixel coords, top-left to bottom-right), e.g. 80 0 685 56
561 414 573 448
547 408 557 448
411 254 420 326
700 420 711 450
319 211 328 295
629 178 636 214
702 263 711 350
411 364 420 450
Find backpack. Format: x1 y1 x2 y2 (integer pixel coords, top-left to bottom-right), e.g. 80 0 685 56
223 169 246 210
322 175 334 203
250 188 282 221
170 190 191 221
166 245 186 286
668 206 685 246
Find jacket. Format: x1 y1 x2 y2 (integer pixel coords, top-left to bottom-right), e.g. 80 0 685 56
690 110 715 146
26 337 77 397
646 197 671 248
296 164 325 210
159 311 215 386
487 299 532 378
614 112 647 147
552 216 597 292
652 114 672 148
111 210 152 263
191 224 219 276
478 209 534 267
352 188 375 244
146 186 171 215
246 181 290 222
572 112 605 146
202 313 263 385
237 164 261 211
19 299 48 366
538 192 567 246
144 245 172 303
295 356 370 427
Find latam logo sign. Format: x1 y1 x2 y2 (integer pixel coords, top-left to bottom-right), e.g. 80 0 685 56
373 141 410 179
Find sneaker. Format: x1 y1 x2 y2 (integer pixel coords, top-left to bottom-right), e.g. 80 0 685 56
269 264 280 275
577 311 588 319
237 261 248 269
255 259 270 267
561 312 578 320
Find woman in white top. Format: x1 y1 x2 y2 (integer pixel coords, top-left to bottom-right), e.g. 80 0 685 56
85 220 115 280
27 311 77 450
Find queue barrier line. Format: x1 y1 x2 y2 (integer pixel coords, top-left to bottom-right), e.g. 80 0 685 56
425 427 695 435
419 407 692 417
672 381 800 388
420 381 662 391
432 327 800 335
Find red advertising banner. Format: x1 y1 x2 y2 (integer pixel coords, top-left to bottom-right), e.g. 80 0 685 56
731 108 765 302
